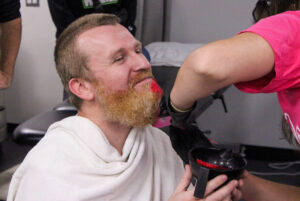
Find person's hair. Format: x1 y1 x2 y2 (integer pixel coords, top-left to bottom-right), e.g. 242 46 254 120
281 116 300 147
252 0 300 22
54 14 120 109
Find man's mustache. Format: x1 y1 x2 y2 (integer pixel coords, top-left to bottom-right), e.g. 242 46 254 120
130 70 154 88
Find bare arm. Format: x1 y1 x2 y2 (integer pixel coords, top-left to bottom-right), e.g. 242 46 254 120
0 17 21 89
242 173 300 201
170 32 275 110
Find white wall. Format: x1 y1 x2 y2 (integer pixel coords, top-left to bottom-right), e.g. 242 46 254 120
167 0 293 149
168 0 256 43
197 87 291 149
4 1 63 123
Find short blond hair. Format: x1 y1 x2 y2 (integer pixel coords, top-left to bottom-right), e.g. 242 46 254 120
54 14 120 109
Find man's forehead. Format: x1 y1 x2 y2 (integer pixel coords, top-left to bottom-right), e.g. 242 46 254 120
78 24 130 43
76 24 140 54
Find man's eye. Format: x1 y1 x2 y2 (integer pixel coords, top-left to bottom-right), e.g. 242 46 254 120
114 56 124 62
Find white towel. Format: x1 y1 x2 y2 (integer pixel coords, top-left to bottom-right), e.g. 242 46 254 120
7 116 184 201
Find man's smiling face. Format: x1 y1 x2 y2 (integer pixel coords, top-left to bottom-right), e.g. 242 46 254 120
76 24 163 127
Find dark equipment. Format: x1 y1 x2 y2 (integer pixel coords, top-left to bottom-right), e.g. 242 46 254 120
189 147 247 199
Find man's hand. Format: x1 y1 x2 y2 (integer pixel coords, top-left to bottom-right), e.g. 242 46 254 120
169 165 241 201
0 70 12 89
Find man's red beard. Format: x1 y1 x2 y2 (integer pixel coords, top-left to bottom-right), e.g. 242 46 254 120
95 70 163 127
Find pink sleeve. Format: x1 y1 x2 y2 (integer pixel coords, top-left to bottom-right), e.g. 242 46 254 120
235 11 300 93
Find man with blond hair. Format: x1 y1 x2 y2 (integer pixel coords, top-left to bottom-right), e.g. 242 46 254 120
7 14 240 201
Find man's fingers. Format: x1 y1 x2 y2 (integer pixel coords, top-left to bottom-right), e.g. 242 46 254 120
204 174 228 195
206 180 238 201
169 188 198 201
232 188 242 201
174 165 193 194
223 195 232 201
238 178 244 189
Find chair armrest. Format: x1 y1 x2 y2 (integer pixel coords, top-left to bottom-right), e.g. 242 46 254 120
52 99 77 111
13 110 77 145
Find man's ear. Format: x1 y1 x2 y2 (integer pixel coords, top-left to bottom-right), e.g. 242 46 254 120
69 78 95 101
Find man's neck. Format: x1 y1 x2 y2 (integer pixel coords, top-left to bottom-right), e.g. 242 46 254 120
78 105 131 155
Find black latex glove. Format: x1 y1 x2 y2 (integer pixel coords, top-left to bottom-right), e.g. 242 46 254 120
166 94 214 127
166 95 195 127
169 124 213 164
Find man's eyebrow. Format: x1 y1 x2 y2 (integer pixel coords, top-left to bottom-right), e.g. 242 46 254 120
110 41 143 59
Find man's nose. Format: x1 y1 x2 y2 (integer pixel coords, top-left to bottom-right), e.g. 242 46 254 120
131 53 151 71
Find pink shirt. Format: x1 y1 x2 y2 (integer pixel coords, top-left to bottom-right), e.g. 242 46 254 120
235 11 300 143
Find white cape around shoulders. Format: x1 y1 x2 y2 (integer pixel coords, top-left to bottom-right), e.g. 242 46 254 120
7 116 184 201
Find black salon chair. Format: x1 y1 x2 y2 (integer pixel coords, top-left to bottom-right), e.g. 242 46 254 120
13 101 77 145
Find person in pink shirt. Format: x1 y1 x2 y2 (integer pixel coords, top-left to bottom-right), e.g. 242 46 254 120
169 0 300 200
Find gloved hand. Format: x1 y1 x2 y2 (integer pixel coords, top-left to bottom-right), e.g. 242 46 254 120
166 94 214 127
169 124 212 164
166 95 195 127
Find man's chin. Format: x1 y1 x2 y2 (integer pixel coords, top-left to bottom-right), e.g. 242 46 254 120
108 112 158 128
96 78 161 128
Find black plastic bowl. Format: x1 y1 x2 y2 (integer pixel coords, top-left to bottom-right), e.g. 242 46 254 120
189 147 247 198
